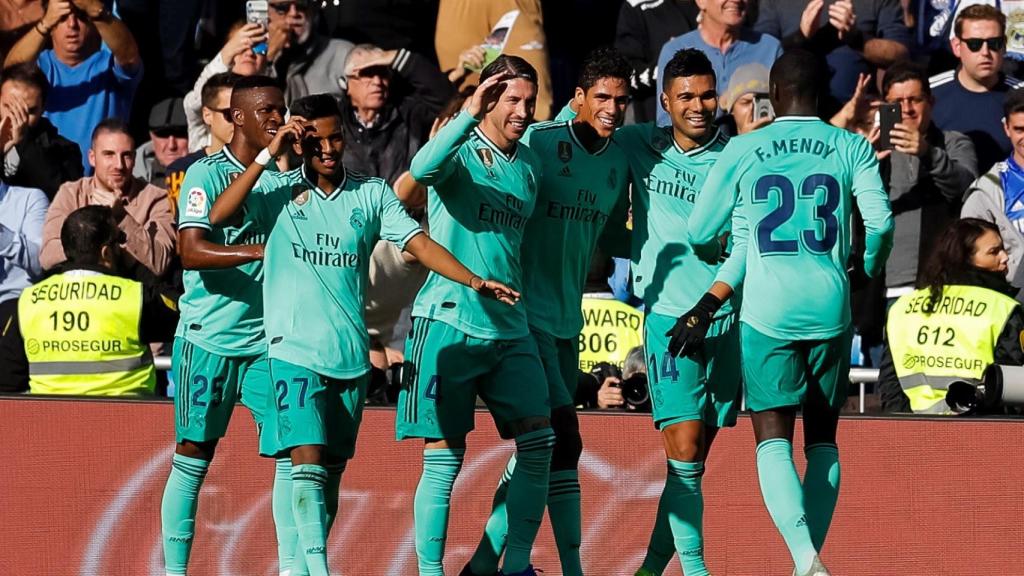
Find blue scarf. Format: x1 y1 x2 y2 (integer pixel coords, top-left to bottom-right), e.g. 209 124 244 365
1001 155 1024 234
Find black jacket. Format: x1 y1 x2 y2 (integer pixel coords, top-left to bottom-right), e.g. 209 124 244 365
614 0 698 124
4 117 82 199
339 49 452 185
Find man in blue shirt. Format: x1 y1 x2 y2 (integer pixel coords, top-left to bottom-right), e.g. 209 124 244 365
656 0 781 126
3 0 142 175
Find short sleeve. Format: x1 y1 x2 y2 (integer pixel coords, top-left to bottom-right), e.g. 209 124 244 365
176 162 219 230
378 181 423 250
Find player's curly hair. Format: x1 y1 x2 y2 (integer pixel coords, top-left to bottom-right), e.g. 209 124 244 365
577 47 632 92
917 218 1005 313
662 48 716 90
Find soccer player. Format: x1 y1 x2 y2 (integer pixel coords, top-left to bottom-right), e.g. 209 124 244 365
614 48 737 576
209 93 516 576
160 75 296 576
681 50 894 576
395 55 555 576
463 47 632 576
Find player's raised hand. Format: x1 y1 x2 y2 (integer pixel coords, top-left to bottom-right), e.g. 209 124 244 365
467 72 511 120
666 293 723 358
267 116 309 158
470 276 521 306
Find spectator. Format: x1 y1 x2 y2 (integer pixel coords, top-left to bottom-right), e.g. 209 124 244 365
878 61 978 300
963 87 1024 295
719 62 772 135
0 205 177 395
931 5 1024 174
165 73 239 216
4 0 142 174
656 0 781 126
756 0 910 106
0 1 43 57
614 0 699 123
576 347 650 411
133 97 188 188
435 0 555 120
182 21 269 153
341 45 453 186
0 62 82 198
40 118 174 279
268 0 353 103
878 218 1024 413
0 174 48 392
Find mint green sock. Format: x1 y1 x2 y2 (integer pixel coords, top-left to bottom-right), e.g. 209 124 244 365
469 454 515 575
665 460 708 576
756 439 818 574
548 469 583 576
803 443 841 552
161 453 210 575
415 448 465 576
291 464 329 576
291 461 346 576
273 458 297 575
639 484 674 575
502 428 555 574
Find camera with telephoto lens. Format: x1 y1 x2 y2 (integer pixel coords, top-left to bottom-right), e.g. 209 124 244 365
586 362 651 411
945 364 1024 414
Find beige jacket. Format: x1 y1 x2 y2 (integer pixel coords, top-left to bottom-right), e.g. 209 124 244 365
40 176 175 277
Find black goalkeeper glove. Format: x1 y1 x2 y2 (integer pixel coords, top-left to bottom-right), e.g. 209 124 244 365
666 292 724 358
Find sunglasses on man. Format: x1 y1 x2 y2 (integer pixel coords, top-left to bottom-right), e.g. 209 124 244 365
270 1 309 15
958 36 1006 52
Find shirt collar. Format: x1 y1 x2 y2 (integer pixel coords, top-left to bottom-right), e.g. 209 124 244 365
567 120 611 155
302 164 346 201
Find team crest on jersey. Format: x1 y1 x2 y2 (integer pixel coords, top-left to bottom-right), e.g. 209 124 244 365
558 141 572 163
476 147 494 168
291 185 310 206
652 132 671 152
350 207 366 230
558 165 572 177
184 187 207 218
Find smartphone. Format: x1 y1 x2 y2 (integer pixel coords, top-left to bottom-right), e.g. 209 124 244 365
752 92 774 121
245 1 269 55
877 103 901 150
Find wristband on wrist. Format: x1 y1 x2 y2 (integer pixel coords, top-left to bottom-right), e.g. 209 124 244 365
254 148 273 167
35 21 52 35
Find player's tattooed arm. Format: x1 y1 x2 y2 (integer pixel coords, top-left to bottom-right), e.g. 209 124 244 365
177 228 264 270
403 233 521 306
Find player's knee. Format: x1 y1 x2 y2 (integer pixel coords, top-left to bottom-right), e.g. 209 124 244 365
290 444 324 466
661 420 703 462
176 439 218 461
550 408 582 470
505 415 552 439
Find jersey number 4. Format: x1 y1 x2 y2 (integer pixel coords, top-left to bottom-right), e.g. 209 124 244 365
754 173 840 255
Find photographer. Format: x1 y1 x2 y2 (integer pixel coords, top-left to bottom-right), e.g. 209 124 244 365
577 346 651 412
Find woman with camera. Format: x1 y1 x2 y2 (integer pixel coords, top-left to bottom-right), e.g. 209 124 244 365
878 218 1024 413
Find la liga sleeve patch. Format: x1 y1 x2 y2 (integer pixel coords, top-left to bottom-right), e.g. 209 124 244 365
185 187 208 218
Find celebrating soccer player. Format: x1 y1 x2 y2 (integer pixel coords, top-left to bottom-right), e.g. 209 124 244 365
462 47 631 576
208 93 517 576
682 50 894 576
614 48 738 576
395 55 554 576
160 75 295 576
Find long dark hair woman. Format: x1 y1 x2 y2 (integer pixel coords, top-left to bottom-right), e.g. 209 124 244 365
877 218 1024 413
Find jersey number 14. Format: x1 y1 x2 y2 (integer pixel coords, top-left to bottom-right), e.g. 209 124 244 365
754 173 840 255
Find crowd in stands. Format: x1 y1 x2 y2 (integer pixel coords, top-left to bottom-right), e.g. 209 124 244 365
3 0 1024 415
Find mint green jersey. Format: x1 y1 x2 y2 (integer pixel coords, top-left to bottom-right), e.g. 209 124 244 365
615 123 734 317
255 167 422 379
175 147 278 356
553 101 577 122
409 111 541 339
520 120 629 338
689 116 894 340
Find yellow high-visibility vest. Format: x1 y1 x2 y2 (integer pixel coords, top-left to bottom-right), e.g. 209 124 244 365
18 270 155 396
887 284 1018 414
578 296 644 372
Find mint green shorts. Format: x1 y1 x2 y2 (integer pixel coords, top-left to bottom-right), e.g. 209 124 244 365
172 337 270 445
532 328 579 410
643 311 741 429
268 359 368 459
396 318 550 441
741 323 851 412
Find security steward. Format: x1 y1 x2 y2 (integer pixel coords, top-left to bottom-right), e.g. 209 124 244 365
878 219 1024 413
0 206 178 395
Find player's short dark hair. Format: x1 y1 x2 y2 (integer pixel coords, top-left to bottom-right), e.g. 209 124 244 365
955 4 1006 37
200 72 241 109
480 54 538 86
231 74 280 101
61 205 123 267
289 94 342 121
0 62 49 103
662 49 716 90
91 117 132 145
769 49 827 102
882 61 931 97
577 47 632 92
1004 87 1024 118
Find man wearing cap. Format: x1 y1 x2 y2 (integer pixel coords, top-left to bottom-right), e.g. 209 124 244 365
134 97 189 188
40 118 175 280
719 62 773 136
